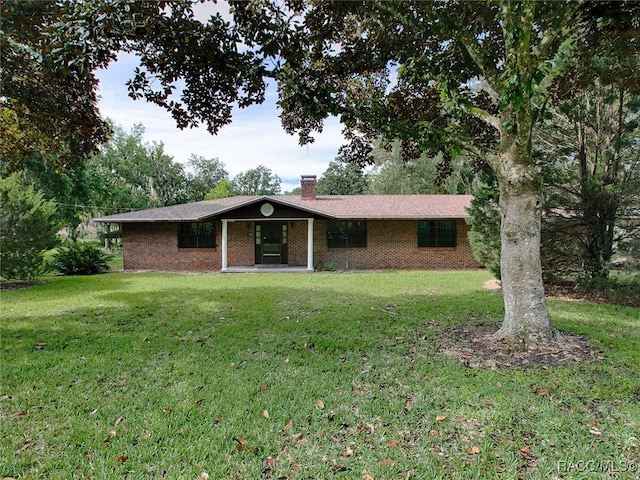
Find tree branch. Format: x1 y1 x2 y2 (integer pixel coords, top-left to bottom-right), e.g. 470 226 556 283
462 103 502 132
455 35 500 102
534 1 584 62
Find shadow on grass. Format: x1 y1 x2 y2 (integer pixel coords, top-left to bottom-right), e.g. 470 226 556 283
2 273 638 479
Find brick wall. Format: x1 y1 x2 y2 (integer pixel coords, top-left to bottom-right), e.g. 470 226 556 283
227 221 255 266
122 219 480 271
122 223 221 271
312 219 480 270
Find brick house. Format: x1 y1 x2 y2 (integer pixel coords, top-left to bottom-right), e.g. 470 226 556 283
94 175 480 272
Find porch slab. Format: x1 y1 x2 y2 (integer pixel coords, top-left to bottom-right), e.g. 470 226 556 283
223 265 312 273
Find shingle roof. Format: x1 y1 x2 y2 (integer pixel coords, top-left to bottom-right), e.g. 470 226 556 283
94 194 472 223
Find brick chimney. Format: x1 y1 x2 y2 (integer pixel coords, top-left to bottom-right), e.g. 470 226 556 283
300 175 317 200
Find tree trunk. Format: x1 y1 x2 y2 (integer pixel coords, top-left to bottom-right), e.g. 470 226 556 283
494 148 559 345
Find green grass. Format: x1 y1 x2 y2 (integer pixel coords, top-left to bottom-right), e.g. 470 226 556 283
1 270 638 479
107 252 123 271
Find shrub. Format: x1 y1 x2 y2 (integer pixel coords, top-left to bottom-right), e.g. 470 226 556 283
0 173 60 281
323 261 336 272
52 241 113 275
466 174 501 279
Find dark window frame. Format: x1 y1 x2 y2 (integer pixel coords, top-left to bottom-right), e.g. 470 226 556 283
327 221 367 248
418 220 457 247
178 222 216 248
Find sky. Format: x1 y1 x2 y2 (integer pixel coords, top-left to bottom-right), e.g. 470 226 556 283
94 4 345 194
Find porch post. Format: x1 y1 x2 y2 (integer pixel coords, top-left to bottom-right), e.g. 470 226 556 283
221 219 228 271
307 218 314 271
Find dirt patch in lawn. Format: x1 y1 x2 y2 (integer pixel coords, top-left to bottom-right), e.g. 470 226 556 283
461 279 603 369
0 281 34 292
438 323 600 369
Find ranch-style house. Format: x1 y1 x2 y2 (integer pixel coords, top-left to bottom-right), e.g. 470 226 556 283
94 175 481 272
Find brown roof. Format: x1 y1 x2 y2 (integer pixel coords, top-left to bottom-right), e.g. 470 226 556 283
93 194 472 223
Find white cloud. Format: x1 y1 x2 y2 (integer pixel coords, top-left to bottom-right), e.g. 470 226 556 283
95 52 344 193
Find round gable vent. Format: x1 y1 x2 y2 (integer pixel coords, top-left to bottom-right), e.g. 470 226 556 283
260 203 274 217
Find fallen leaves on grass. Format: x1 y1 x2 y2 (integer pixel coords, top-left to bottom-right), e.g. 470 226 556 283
234 437 249 452
15 441 34 455
330 464 349 472
532 388 549 397
283 419 293 431
262 455 277 476
404 393 416 412
103 429 117 445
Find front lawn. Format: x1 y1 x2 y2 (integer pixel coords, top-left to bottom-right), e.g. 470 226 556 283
1 271 638 479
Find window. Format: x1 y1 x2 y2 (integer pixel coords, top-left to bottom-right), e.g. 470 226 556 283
327 221 367 248
178 222 216 248
418 220 456 247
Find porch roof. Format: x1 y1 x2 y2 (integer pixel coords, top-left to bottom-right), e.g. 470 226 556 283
93 194 473 223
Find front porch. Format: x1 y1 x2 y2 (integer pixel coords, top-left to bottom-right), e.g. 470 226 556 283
221 217 315 272
222 265 312 273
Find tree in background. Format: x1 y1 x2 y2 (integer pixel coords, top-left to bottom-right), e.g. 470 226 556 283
87 123 188 213
205 179 235 200
285 187 301 195
537 81 640 283
232 165 281 195
316 160 369 195
368 142 478 195
18 155 94 240
466 173 502 280
0 173 60 281
185 155 229 202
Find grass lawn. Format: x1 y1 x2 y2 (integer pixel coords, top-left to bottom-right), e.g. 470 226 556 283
1 270 638 479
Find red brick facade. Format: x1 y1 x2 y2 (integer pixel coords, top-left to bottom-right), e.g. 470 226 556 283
312 219 479 270
122 219 480 271
122 223 221 271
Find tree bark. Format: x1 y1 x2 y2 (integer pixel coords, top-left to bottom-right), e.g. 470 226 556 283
494 145 559 344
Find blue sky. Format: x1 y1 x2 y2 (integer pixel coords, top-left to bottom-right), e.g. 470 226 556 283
96 53 344 193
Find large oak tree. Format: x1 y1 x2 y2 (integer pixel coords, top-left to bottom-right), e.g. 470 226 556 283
236 0 639 344
5 0 638 343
